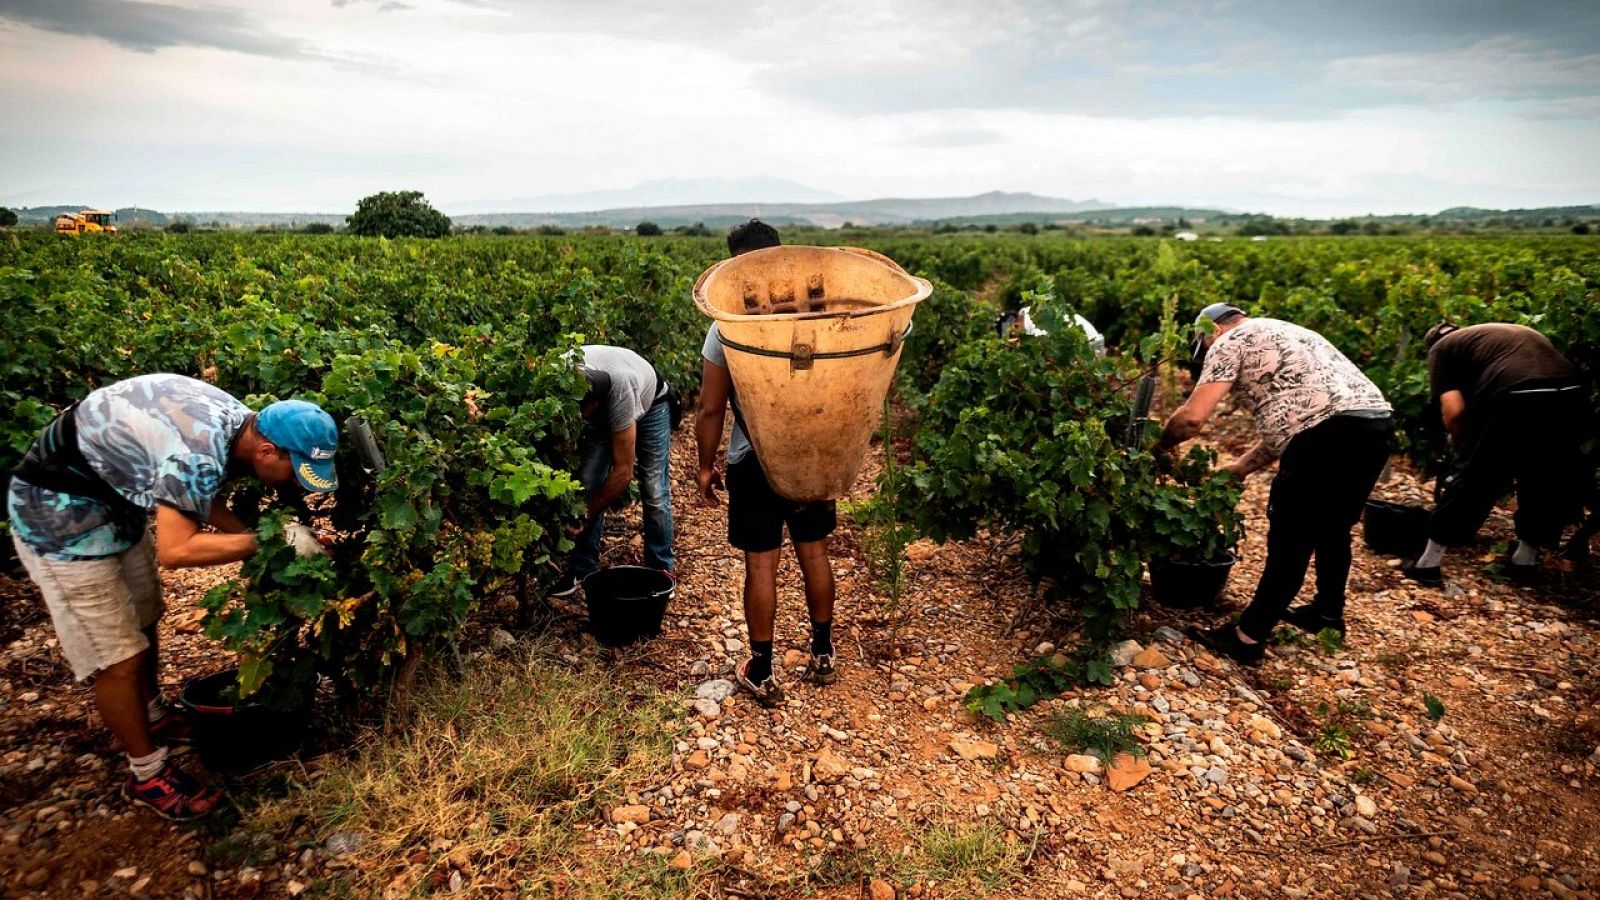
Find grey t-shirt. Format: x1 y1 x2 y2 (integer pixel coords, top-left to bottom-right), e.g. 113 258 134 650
580 345 658 432
700 324 753 465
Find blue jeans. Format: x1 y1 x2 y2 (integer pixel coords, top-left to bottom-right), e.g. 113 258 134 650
569 402 675 578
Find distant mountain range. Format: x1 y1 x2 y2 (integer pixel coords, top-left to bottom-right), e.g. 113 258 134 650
448 177 845 215
7 194 1595 231
449 191 1119 229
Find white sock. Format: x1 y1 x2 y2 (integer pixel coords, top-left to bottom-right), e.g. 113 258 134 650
147 696 166 723
1416 540 1445 569
1234 626 1258 645
1512 541 1540 566
128 745 170 782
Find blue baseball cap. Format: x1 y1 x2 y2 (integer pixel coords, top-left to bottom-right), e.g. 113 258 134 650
257 400 339 493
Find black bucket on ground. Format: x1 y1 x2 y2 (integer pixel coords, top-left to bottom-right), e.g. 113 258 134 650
1149 555 1236 609
583 566 675 646
177 669 310 774
1362 500 1430 557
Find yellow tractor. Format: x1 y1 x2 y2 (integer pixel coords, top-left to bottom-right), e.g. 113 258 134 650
54 209 118 236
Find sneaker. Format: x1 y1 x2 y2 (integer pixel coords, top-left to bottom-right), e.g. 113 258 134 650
125 761 222 821
735 660 785 708
148 700 194 746
1186 624 1266 667
548 572 584 599
805 651 838 686
1283 605 1346 639
1400 560 1443 587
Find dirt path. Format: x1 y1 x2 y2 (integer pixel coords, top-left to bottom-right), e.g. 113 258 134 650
1 407 1598 898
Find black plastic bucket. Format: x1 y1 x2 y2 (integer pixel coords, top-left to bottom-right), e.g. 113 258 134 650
1362 500 1430 557
1149 555 1235 609
177 669 309 774
583 566 675 647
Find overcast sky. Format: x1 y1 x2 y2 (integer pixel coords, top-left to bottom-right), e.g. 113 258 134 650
3 0 1597 216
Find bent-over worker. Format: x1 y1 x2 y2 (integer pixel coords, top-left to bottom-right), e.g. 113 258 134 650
1158 305 1393 665
552 344 676 594
1405 322 1589 585
8 374 338 819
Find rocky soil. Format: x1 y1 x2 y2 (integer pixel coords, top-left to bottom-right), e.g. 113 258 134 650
1 407 1598 898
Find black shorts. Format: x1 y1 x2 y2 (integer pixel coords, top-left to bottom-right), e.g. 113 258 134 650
726 456 837 553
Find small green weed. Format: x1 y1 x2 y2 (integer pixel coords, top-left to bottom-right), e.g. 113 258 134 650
1316 627 1344 655
1042 708 1150 759
593 852 713 900
1315 721 1354 760
964 652 1096 722
1349 768 1378 785
897 821 1022 892
1423 693 1446 722
1271 625 1307 647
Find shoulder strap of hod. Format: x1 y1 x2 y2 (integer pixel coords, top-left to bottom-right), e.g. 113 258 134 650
12 404 145 516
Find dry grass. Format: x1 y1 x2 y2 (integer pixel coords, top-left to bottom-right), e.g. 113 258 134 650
248 643 681 896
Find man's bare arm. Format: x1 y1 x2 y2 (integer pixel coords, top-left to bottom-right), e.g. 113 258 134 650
1157 380 1233 451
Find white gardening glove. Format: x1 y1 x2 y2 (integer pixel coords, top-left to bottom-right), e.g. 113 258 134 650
283 521 330 558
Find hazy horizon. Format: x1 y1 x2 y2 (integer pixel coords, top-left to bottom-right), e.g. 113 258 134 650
3 1 1598 218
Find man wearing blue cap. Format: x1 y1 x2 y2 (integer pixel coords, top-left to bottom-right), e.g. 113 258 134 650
8 373 339 820
1158 305 1393 665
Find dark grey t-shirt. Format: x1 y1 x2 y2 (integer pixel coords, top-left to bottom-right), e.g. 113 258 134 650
580 345 658 432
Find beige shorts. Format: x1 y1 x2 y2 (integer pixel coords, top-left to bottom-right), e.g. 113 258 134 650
12 532 165 681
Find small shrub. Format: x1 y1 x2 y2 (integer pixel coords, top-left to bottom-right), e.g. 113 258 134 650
1316 627 1345 655
1315 721 1354 760
1042 707 1150 759
897 821 1021 892
1423 693 1446 722
635 221 662 236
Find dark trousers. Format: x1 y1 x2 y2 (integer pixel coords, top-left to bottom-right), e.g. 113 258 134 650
1237 414 1394 641
1430 387 1588 549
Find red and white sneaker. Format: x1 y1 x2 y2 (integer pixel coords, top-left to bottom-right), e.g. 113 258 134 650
735 660 785 708
125 761 223 821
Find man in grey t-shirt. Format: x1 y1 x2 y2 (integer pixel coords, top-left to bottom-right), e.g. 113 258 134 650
552 345 675 594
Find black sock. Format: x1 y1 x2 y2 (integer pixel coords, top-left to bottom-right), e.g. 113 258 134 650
811 620 833 656
749 641 774 682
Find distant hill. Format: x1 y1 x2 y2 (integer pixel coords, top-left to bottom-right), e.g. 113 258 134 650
921 206 1231 227
453 191 1115 229
1430 205 1600 222
12 206 169 226
5 198 1594 232
448 177 844 215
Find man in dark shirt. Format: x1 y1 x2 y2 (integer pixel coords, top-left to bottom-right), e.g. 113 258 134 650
1406 322 1588 585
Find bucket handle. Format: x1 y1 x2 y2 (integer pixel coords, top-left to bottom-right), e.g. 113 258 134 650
717 321 915 371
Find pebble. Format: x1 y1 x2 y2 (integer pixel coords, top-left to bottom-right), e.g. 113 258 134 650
611 805 650 825
324 832 366 856
1064 754 1103 774
692 698 721 719
1354 795 1377 818
949 739 999 761
1110 640 1143 667
694 679 735 703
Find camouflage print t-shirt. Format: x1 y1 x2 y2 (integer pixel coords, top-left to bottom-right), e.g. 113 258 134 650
7 374 251 560
1198 318 1390 457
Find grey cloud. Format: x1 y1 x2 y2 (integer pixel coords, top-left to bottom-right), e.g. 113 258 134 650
0 0 309 58
448 0 1600 121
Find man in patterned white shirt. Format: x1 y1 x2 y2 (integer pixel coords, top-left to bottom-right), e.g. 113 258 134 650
1158 305 1394 665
